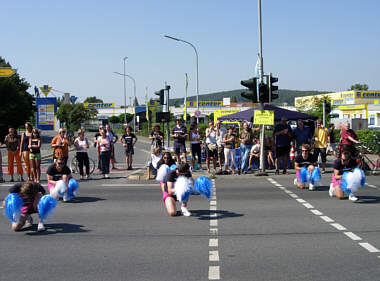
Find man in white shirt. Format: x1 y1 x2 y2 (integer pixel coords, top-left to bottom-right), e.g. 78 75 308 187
216 120 227 171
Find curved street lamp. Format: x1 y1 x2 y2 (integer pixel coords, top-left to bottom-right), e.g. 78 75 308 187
164 35 199 123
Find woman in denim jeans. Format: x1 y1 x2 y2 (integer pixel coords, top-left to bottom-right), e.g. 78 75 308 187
97 128 112 179
239 122 255 174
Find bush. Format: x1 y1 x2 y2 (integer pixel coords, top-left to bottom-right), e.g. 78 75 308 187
332 129 380 153
356 130 380 152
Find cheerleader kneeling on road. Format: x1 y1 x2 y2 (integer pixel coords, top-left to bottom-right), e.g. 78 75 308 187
163 163 193 217
294 144 320 191
329 150 365 202
2 181 47 232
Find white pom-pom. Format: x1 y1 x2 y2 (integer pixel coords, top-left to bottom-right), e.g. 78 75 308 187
156 164 169 182
174 176 193 202
349 168 364 193
50 180 67 199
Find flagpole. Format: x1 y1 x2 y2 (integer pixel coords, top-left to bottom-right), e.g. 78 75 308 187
145 87 149 135
184 73 188 124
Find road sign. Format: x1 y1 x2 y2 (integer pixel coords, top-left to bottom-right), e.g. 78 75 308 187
40 85 52 97
253 110 274 125
0 67 16 77
194 110 201 117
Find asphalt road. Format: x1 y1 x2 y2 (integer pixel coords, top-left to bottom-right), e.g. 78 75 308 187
0 137 379 281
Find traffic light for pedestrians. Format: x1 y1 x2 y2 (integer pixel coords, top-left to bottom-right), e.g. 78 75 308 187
155 89 165 105
259 82 269 103
268 73 279 102
240 78 258 103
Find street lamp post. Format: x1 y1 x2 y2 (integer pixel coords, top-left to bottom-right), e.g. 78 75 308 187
113 72 137 134
123 57 128 124
164 35 199 123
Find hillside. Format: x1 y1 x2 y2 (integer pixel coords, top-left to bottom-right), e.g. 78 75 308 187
169 89 327 106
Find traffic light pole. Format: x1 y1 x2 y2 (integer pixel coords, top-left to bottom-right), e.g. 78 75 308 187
165 82 170 148
256 0 267 176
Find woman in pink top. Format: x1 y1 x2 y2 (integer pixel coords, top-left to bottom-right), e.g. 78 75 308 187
97 128 112 178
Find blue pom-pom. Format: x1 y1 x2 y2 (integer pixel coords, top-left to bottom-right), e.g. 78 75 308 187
310 167 321 185
4 193 24 223
67 178 79 199
170 164 178 171
340 171 351 194
300 167 309 184
38 195 58 221
194 176 213 200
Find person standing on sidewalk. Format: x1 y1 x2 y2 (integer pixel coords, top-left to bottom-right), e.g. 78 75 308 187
171 118 188 164
205 121 218 174
74 129 90 180
51 128 71 165
189 122 203 171
216 120 227 172
328 123 338 158
0 140 4 182
149 124 164 152
239 122 256 174
313 119 329 173
105 124 118 170
97 128 112 179
29 128 41 183
273 117 293 175
5 126 24 182
120 126 137 170
223 126 236 174
292 119 312 156
93 125 103 172
20 122 33 181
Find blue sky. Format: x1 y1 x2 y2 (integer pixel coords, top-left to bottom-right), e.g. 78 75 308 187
2 0 380 106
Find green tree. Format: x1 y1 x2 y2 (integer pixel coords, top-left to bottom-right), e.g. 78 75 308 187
108 116 120 124
0 57 34 139
57 103 97 130
209 113 214 123
349 84 368 91
300 95 332 125
84 96 103 103
117 113 134 124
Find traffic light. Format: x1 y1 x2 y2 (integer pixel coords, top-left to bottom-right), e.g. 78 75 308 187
268 73 279 102
240 78 258 103
259 82 269 103
155 89 165 105
325 100 331 114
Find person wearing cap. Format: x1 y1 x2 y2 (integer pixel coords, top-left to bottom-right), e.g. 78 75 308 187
273 116 293 174
171 117 188 164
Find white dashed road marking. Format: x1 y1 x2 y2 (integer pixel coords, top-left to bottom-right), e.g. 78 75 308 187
330 223 347 231
267 178 380 258
359 243 380 253
209 179 220 280
320 216 334 222
208 266 220 280
344 232 362 241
